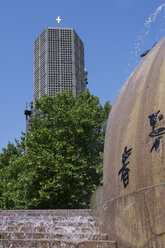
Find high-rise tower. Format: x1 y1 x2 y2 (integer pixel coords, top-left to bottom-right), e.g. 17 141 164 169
33 27 87 100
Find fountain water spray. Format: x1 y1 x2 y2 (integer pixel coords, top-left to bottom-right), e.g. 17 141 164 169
128 3 165 76
0 210 114 247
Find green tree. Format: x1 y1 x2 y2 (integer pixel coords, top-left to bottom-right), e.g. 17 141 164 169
0 141 22 168
0 90 111 209
0 141 25 209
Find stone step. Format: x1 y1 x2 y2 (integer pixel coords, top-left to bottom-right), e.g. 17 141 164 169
0 214 94 219
0 227 102 237
0 240 117 248
0 210 117 247
0 216 97 225
0 231 108 241
0 215 94 221
78 240 117 248
0 224 99 232
0 218 96 226
0 220 97 226
0 224 100 234
0 239 77 248
0 209 93 217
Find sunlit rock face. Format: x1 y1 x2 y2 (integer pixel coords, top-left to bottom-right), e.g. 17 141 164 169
103 37 165 248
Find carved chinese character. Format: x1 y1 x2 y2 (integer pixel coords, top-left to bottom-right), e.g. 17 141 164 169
150 136 163 153
148 110 165 137
148 110 165 152
118 146 132 188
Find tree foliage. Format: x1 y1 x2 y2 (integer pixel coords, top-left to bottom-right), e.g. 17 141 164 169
0 90 111 209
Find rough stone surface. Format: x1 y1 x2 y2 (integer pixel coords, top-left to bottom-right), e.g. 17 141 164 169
91 37 165 248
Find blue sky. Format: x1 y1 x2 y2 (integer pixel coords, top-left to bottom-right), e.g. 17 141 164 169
1 0 165 150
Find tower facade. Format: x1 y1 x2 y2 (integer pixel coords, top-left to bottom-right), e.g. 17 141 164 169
33 27 87 99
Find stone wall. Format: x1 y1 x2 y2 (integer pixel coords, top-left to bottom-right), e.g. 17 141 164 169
91 37 165 248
